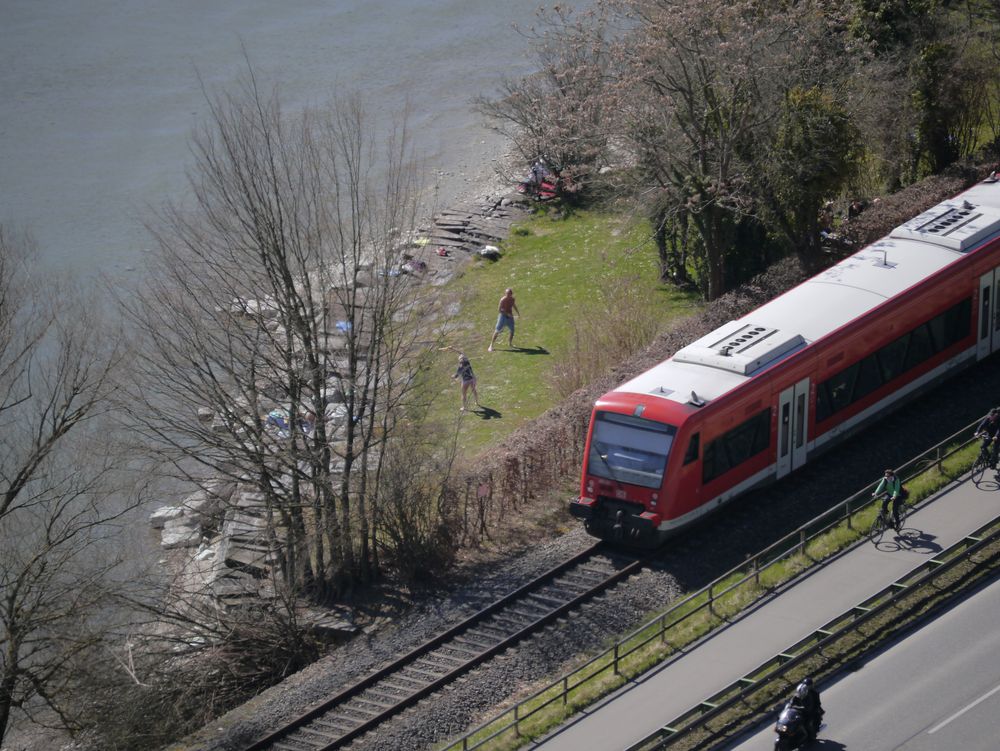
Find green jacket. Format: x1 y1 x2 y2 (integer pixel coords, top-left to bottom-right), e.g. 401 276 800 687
873 474 901 499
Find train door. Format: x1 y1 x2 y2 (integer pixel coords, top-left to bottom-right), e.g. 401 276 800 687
776 378 810 479
977 268 1000 360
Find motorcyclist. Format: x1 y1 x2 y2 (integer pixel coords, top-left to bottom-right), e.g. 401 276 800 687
872 468 905 530
789 676 823 740
975 408 1000 468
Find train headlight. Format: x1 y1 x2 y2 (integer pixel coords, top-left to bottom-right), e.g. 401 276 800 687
586 481 594 494
650 493 658 507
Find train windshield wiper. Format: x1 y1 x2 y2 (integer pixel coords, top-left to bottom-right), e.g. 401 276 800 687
592 441 621 482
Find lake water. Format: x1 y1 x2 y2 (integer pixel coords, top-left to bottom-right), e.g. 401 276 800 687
0 0 550 276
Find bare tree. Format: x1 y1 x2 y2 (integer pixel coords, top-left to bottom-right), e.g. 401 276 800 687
0 227 134 745
121 69 435 603
476 4 614 193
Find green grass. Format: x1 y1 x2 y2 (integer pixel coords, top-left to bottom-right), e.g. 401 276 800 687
425 209 701 456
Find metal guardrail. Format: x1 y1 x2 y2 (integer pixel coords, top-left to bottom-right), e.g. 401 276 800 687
628 514 1000 750
441 418 982 751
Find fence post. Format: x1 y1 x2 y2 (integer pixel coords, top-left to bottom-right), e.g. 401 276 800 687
515 704 520 737
799 528 806 554
708 584 715 617
563 675 569 705
614 643 620 675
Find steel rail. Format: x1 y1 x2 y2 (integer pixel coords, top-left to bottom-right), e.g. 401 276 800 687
243 542 645 750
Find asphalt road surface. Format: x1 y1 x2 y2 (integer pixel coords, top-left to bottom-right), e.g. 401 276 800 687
532 473 1000 751
727 574 1000 750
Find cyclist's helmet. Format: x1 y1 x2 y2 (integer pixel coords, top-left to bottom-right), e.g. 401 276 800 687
795 677 813 699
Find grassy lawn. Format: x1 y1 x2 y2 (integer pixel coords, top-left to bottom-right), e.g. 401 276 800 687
425 208 702 457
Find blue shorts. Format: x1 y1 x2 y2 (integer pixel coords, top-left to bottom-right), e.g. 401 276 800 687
495 313 515 334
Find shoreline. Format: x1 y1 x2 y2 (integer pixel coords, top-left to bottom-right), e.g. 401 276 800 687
146 149 532 631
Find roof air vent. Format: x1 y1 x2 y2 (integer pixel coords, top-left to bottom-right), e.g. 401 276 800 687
890 200 1000 251
674 322 805 376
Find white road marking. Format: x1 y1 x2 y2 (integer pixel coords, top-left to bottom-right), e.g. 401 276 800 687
927 682 1000 734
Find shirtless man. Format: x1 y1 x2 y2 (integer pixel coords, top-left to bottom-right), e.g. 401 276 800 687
488 288 520 352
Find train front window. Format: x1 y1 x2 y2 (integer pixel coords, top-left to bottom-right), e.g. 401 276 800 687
588 411 676 489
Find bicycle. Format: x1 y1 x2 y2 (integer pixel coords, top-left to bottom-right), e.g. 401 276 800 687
868 491 909 544
971 434 997 483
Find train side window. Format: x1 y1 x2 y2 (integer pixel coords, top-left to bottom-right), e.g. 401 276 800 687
683 433 700 465
903 324 934 370
951 298 972 342
852 355 882 403
818 297 972 424
702 409 771 484
821 362 859 417
928 311 950 352
794 394 806 448
702 440 727 481
877 336 908 383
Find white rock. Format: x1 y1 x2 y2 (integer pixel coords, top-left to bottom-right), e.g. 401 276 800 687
149 505 184 529
161 526 202 550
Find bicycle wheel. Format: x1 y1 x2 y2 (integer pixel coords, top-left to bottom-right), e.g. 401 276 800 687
895 502 909 531
972 452 988 483
868 513 887 543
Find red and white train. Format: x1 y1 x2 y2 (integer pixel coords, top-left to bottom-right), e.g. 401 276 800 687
569 173 1000 545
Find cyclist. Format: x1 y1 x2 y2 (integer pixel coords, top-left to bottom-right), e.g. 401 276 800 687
975 408 1000 468
872 468 905 530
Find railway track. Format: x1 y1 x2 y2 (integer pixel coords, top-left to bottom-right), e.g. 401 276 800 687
243 543 644 751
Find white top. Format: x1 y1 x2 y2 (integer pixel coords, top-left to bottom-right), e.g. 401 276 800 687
615 177 1000 408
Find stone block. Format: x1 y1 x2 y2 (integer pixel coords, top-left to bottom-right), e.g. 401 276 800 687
161 525 202 550
149 505 184 529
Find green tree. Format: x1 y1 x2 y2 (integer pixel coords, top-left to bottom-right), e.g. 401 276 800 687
606 0 852 299
753 86 860 265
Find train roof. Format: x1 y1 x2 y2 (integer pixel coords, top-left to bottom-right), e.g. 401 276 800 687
615 175 1000 411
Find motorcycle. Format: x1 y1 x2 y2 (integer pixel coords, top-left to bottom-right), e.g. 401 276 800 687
773 699 815 750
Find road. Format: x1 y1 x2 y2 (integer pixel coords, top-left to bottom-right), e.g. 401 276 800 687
530 473 1000 751
728 574 1000 750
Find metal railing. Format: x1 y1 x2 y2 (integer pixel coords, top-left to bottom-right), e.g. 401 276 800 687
627 514 1000 750
441 418 981 751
